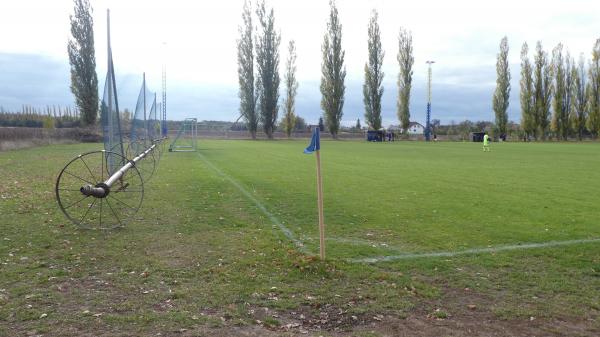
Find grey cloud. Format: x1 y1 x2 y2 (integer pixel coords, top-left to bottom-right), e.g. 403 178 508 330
1 53 521 125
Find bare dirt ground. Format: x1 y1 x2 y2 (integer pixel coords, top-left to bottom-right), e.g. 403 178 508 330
178 285 598 337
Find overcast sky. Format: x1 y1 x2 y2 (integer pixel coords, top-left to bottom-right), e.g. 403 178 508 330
0 0 599 125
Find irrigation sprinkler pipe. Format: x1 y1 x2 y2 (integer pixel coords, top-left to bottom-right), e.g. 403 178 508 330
80 144 156 198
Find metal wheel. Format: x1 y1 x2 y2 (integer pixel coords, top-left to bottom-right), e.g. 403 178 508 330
126 140 156 183
55 150 144 229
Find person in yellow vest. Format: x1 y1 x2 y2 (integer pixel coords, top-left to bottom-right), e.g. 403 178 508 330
483 132 490 152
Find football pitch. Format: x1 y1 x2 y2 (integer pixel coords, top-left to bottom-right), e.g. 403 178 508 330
1 140 599 336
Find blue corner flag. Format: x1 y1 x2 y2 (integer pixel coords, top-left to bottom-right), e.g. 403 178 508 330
304 127 321 154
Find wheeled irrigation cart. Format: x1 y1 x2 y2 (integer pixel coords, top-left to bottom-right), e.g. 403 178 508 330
55 140 164 229
55 9 168 230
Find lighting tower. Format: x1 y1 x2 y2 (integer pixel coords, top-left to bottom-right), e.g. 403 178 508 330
425 60 435 141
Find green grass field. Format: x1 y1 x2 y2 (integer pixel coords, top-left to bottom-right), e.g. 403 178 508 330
1 140 599 336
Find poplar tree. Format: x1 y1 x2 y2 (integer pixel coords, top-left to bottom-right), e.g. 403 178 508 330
533 42 552 139
587 39 600 138
320 0 346 139
551 43 569 140
572 54 587 140
397 27 414 135
237 0 258 139
493 37 510 136
282 40 298 138
363 10 384 130
520 42 535 138
255 0 281 139
68 0 98 126
563 53 575 139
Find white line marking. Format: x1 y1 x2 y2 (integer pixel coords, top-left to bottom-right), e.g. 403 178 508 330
348 238 600 263
197 152 311 254
305 236 408 253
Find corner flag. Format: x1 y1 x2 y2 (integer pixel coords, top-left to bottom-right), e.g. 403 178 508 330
304 127 325 259
304 127 320 154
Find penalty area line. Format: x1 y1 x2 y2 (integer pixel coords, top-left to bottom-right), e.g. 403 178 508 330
197 152 311 255
348 238 600 263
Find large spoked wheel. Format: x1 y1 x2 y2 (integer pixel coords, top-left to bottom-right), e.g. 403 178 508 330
55 150 144 230
126 140 156 183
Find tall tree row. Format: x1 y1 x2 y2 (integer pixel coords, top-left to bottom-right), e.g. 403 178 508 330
520 43 535 138
363 10 384 130
255 0 281 139
493 37 510 136
237 0 258 139
520 39 600 140
588 39 600 138
282 40 298 138
397 28 413 135
68 0 98 126
237 0 281 139
320 0 346 139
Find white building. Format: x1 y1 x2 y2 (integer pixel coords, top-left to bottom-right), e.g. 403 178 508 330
408 122 425 135
388 122 425 134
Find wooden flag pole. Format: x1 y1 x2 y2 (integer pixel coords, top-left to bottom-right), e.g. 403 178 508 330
315 148 325 260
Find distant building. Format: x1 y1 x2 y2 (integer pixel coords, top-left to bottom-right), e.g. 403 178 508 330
408 122 425 135
390 122 425 134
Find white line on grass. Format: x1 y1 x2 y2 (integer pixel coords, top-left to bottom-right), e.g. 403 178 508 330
348 238 600 263
197 152 311 254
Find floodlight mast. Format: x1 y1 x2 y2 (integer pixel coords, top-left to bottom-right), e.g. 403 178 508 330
425 60 435 141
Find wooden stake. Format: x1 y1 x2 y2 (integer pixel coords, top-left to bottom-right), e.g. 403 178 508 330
315 149 325 260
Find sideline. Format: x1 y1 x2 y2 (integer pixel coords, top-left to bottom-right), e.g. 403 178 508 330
197 152 312 254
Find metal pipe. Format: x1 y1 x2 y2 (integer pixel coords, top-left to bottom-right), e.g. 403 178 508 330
80 144 155 198
105 144 155 187
80 184 108 198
